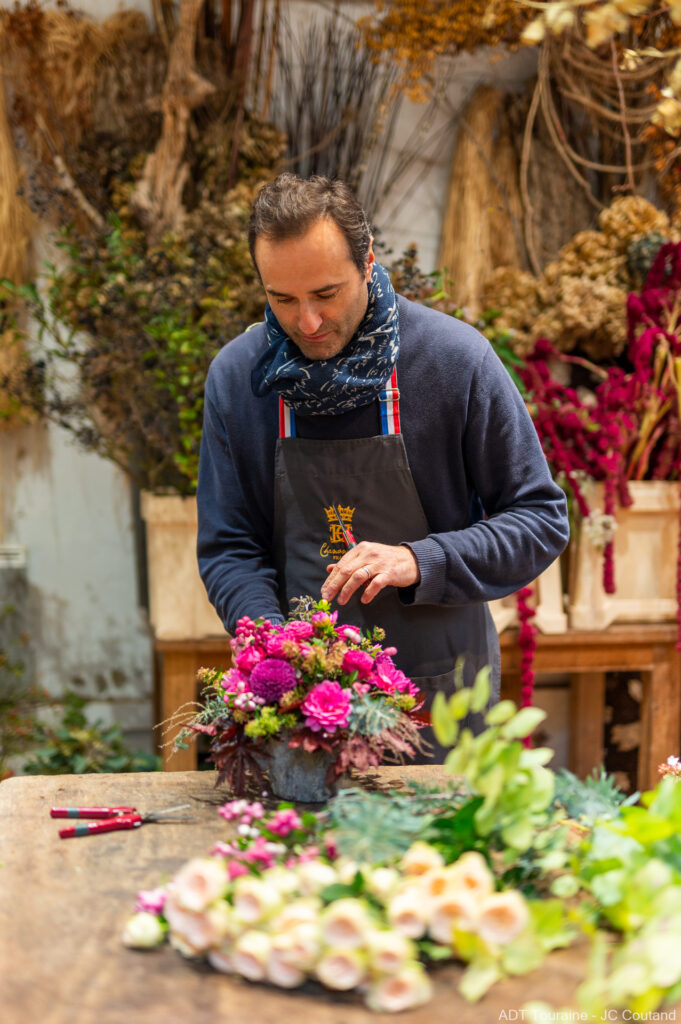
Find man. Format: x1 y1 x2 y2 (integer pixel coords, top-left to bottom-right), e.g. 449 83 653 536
197 172 569 756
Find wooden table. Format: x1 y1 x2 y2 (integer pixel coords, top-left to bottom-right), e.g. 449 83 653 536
156 624 681 790
1 768 599 1024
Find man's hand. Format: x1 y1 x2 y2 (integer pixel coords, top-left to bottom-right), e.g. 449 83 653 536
321 541 420 606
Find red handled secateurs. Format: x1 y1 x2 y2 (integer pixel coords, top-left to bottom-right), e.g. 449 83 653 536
50 804 193 838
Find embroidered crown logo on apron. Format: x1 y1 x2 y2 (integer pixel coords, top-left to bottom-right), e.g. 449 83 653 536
321 505 356 563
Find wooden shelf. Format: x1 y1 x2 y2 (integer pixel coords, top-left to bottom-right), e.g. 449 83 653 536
155 624 681 789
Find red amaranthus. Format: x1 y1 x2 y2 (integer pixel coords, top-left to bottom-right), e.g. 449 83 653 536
521 242 681 640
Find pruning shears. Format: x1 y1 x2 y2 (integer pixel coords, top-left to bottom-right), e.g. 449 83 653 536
50 804 193 838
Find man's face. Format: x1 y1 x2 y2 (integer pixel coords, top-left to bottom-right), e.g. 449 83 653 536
254 217 374 360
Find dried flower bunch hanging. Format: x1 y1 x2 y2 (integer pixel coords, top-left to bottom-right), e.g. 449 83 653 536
483 196 675 360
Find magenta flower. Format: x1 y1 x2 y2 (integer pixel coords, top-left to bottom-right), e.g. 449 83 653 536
234 645 266 673
342 648 374 680
249 659 298 702
301 680 351 733
221 668 249 694
372 654 419 696
336 624 362 644
265 621 314 657
268 808 303 837
135 887 167 914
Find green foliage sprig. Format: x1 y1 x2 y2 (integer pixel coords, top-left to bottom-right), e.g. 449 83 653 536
23 691 159 775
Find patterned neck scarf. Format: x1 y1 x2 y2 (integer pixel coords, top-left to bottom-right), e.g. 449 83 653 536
250 262 399 415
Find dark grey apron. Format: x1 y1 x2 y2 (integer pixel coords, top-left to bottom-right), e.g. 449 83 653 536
271 379 500 762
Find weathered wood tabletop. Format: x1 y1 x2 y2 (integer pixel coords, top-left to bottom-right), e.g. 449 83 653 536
0 767 660 1024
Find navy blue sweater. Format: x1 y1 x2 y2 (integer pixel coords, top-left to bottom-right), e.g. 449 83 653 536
197 295 570 633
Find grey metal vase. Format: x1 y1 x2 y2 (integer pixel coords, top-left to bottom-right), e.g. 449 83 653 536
264 740 335 803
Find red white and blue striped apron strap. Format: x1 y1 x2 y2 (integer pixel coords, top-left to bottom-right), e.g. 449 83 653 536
279 369 400 438
279 399 296 438
379 368 400 435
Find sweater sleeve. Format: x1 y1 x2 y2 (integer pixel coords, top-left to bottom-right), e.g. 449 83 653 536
196 370 284 634
403 341 569 606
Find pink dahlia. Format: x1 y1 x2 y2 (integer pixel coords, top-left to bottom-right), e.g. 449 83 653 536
249 659 298 702
342 648 374 681
372 654 419 697
301 680 351 733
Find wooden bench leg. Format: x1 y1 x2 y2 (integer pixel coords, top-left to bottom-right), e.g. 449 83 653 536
569 672 605 779
639 650 681 792
159 651 199 772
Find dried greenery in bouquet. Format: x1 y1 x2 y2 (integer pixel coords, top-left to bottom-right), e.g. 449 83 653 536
172 599 428 795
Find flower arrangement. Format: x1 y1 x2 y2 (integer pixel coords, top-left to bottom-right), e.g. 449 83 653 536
174 599 427 797
521 241 681 624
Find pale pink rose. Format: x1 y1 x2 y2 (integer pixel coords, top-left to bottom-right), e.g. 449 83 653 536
301 680 351 733
232 876 283 924
477 891 529 946
387 888 430 939
447 851 495 899
267 946 306 988
428 889 479 944
365 963 433 1012
367 930 415 974
400 842 444 877
232 930 272 981
320 898 372 948
270 922 320 971
208 948 235 974
316 948 367 991
272 899 321 932
163 893 223 953
341 649 374 681
172 857 228 912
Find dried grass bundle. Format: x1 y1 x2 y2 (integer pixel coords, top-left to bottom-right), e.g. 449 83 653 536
0 74 32 284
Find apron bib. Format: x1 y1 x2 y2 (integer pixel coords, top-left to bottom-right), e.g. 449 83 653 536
272 371 500 762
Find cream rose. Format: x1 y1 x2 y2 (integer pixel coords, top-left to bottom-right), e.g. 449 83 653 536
122 912 165 949
295 859 338 896
232 930 272 981
367 930 416 974
316 947 367 991
171 857 228 912
446 851 495 899
387 886 430 939
270 921 321 972
320 899 372 948
271 898 321 932
365 963 433 1012
428 888 479 945
232 876 283 924
478 891 529 946
208 947 235 974
365 867 400 902
400 841 444 877
163 893 223 953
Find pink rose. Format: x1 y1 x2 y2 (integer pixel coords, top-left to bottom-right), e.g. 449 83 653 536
265 621 314 657
342 649 374 681
301 680 351 733
221 668 249 694
234 645 266 673
336 625 362 644
372 654 419 697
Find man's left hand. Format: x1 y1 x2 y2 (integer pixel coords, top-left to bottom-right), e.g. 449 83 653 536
321 541 420 606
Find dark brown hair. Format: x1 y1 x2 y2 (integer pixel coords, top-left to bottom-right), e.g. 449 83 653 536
248 172 372 274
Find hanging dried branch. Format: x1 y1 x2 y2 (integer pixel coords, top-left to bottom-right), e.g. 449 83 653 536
130 0 215 242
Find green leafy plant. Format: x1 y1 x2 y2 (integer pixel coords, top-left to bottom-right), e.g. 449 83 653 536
0 602 49 780
553 766 639 825
23 691 159 775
